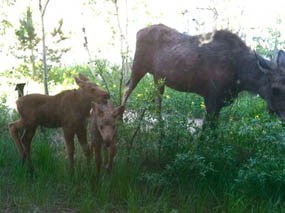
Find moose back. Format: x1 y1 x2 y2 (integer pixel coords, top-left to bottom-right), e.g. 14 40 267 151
122 24 285 122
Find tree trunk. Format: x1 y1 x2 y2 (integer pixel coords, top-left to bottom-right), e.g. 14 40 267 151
113 0 129 105
39 0 49 95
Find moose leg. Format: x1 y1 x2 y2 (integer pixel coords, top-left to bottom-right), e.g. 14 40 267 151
122 70 146 106
154 77 165 113
8 120 25 159
105 144 117 173
204 97 224 129
63 128 75 172
192 97 222 143
76 127 90 162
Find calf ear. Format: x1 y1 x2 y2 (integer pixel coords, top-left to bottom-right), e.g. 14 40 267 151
277 50 285 72
113 105 125 119
74 77 85 88
78 73 90 81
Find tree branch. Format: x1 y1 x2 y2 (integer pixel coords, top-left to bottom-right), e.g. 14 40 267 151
43 0 50 16
39 0 50 17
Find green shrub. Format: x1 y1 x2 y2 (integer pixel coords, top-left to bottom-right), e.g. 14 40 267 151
235 155 285 200
139 91 285 203
0 95 10 133
48 64 91 86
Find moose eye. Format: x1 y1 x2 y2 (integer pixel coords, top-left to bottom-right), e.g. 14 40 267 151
272 88 282 96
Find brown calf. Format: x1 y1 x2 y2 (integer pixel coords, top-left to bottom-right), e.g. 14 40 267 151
89 100 124 174
8 73 110 171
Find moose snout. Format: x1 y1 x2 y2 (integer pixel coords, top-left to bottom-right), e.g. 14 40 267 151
104 141 111 148
103 137 113 148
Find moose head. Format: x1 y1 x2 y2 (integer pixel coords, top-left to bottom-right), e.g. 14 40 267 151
257 50 285 121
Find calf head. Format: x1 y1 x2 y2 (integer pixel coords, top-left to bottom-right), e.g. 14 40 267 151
257 50 285 121
91 100 124 147
74 73 110 103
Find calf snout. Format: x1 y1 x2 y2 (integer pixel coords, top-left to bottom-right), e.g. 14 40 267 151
101 131 115 148
103 139 113 148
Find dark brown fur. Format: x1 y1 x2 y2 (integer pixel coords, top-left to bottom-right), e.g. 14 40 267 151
123 24 285 122
8 73 110 171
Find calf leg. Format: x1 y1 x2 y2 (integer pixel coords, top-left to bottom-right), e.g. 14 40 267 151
21 126 36 170
93 142 102 175
8 120 25 159
76 127 90 162
105 144 117 173
63 128 75 172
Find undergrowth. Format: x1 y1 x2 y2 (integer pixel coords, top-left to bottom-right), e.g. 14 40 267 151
1 76 285 212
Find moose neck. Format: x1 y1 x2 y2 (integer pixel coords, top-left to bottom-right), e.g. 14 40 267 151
238 53 270 99
75 89 93 114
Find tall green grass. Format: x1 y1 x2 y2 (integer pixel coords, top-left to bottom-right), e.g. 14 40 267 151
1 75 285 211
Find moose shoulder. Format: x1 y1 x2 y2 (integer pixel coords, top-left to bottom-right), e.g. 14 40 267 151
122 24 285 122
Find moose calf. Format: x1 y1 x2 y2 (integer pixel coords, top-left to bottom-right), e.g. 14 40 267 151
89 100 124 174
8 73 109 172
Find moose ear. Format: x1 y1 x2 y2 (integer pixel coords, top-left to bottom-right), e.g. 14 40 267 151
74 77 85 88
113 105 125 119
256 54 274 74
277 50 285 72
78 73 90 81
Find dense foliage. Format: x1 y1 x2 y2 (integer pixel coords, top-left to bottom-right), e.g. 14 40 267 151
1 62 285 212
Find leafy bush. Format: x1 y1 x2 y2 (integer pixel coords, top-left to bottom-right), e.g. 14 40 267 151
48 60 124 105
0 95 10 134
138 91 285 203
48 64 92 86
235 154 285 200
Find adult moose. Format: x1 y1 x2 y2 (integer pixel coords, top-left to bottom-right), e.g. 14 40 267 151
122 24 285 124
8 73 110 172
89 100 124 174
